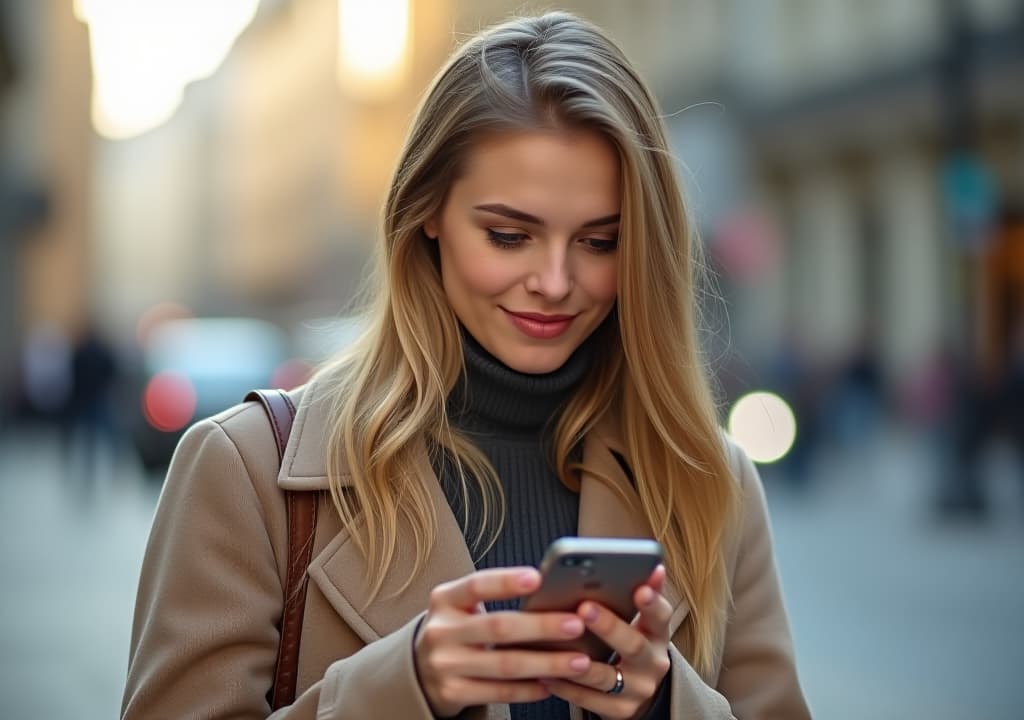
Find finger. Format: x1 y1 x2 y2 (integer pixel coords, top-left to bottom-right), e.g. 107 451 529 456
435 647 593 680
540 678 633 720
633 584 672 638
644 564 667 593
437 677 552 707
577 601 650 664
430 567 540 611
557 659 619 693
448 610 585 646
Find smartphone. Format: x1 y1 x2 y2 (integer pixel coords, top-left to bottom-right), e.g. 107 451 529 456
515 537 663 661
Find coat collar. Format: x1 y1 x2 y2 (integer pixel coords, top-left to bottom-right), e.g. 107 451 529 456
278 376 337 491
279 374 689 649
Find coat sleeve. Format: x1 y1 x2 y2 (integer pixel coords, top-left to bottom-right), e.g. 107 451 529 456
659 442 812 719
121 415 443 720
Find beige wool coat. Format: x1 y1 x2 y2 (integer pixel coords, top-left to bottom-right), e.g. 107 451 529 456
122 375 811 719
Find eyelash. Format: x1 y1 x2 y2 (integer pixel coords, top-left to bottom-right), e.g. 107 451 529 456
486 229 619 254
486 229 527 249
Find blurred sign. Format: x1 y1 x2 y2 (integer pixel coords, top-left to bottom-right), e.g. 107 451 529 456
941 152 997 253
712 208 781 282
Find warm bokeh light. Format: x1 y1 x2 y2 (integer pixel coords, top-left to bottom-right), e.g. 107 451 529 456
74 0 258 139
142 371 197 432
728 391 798 464
337 0 410 98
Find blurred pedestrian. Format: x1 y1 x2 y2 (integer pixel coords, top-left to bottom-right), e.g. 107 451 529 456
828 332 883 452
941 205 1024 517
62 321 120 483
122 13 809 720
768 331 823 490
20 322 72 422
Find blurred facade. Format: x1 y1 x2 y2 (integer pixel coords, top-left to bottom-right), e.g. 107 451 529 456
3 5 1024 717
2 1 93 423
2 0 1023 480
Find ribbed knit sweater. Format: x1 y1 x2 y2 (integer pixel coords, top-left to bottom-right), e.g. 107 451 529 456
440 331 589 596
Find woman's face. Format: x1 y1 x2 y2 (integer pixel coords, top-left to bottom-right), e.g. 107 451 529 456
425 129 621 374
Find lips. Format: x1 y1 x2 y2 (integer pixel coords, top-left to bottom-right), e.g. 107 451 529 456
508 311 576 322
502 308 578 339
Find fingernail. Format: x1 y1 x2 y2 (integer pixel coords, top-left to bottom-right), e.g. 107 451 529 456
570 656 590 672
518 570 537 590
639 587 654 606
561 618 584 636
581 604 599 623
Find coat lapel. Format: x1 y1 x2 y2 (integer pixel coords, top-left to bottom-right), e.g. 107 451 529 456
305 454 476 644
579 417 691 638
280 375 476 646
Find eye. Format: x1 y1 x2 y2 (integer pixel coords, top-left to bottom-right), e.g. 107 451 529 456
580 236 619 254
487 229 528 249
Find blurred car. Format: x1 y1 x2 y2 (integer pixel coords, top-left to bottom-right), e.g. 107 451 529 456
128 317 293 471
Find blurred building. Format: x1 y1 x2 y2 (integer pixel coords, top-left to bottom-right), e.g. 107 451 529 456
3 0 1023 429
1 1 92 420
708 0 1024 402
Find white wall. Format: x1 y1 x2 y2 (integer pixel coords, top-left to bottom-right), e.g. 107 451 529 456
790 168 863 363
871 149 946 381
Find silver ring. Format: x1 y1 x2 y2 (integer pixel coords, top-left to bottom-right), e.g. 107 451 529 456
606 667 624 695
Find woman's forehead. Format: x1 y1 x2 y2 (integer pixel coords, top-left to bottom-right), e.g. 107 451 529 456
449 129 621 221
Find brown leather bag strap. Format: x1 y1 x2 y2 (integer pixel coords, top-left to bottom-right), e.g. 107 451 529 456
245 389 319 711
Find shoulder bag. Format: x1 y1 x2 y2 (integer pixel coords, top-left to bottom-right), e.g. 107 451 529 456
245 389 320 711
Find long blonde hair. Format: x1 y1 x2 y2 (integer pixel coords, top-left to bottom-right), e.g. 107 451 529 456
322 11 738 678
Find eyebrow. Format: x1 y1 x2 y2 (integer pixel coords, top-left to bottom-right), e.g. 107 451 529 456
473 203 620 229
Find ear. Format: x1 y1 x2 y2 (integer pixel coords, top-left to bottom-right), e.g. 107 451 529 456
423 216 439 240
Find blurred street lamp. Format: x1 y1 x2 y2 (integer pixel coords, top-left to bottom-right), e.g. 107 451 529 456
74 0 258 140
336 0 410 100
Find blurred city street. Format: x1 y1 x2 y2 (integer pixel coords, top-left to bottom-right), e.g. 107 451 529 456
2 1 1024 719
1 424 1022 720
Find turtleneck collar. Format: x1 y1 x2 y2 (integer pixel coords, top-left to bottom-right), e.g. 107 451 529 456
448 328 595 434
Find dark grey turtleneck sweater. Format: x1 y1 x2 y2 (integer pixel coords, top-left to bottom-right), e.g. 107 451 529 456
434 331 670 720
440 331 589 589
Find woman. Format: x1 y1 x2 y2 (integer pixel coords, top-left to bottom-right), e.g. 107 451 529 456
122 12 810 720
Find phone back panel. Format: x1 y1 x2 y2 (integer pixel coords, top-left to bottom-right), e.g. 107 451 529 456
516 538 663 660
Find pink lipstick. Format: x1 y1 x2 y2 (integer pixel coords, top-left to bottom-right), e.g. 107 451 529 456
502 309 577 339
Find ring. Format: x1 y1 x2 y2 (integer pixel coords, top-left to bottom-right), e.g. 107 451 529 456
606 667 624 695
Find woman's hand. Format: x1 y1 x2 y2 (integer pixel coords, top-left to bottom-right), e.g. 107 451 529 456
539 565 673 720
414 567 597 718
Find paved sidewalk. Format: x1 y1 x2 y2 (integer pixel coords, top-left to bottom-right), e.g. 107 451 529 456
0 425 1021 719
765 430 1024 720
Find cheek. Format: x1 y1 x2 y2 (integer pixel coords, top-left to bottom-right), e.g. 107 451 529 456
580 262 618 304
444 243 520 299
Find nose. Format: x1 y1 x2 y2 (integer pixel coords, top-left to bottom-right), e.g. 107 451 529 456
525 244 573 301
